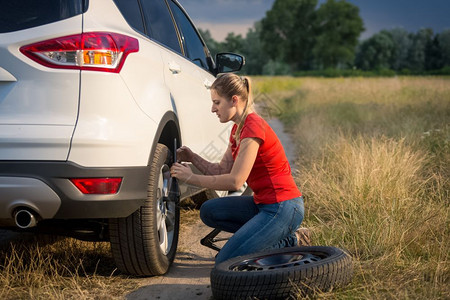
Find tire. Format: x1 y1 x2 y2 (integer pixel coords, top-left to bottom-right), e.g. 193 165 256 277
109 143 180 276
211 246 353 300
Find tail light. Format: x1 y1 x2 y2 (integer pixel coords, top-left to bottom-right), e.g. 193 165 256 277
70 178 122 194
20 32 139 73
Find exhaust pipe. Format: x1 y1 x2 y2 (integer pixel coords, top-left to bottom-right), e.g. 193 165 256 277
14 209 38 229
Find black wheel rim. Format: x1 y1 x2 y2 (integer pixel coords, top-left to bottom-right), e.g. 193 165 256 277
229 251 326 272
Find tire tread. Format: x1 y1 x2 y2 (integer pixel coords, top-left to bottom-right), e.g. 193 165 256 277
109 144 180 276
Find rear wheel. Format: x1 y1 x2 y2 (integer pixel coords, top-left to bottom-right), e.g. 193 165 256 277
109 143 180 276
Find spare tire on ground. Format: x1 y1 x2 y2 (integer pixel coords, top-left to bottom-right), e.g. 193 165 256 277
210 246 353 300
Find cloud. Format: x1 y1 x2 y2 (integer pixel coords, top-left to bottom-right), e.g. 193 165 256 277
350 0 450 37
179 0 274 23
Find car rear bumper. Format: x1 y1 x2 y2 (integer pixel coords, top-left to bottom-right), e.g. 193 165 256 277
0 161 149 222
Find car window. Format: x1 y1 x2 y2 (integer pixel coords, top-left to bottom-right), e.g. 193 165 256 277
0 0 86 33
113 0 145 34
140 0 181 54
168 0 209 70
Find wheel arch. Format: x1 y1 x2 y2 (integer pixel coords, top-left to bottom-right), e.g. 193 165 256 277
148 111 181 166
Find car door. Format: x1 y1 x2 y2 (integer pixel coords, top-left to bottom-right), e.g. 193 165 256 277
166 1 231 162
140 0 230 162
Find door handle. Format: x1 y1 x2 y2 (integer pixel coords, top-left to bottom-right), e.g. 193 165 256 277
168 62 181 74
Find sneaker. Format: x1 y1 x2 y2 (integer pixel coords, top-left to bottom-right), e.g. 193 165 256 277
295 227 311 246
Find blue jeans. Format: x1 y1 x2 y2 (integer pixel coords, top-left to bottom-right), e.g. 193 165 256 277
200 196 304 264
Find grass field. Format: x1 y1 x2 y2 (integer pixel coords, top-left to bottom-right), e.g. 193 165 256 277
254 76 450 299
0 77 448 299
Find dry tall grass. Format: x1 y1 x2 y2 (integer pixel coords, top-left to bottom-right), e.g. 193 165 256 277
303 136 448 299
254 76 450 299
0 209 199 299
0 236 138 299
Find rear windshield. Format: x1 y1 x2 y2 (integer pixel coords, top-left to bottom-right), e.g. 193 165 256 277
0 0 87 33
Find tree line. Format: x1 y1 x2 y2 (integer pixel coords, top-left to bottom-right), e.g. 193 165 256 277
200 0 450 76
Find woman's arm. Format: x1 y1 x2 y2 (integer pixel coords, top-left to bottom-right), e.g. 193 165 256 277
171 137 260 191
191 145 234 175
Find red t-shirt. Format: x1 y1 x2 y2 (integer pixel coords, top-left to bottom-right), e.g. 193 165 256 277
230 113 301 204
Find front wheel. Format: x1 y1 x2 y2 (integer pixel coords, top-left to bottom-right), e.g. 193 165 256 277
211 246 353 299
109 143 180 276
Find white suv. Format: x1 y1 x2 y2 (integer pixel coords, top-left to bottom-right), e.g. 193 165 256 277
0 0 243 276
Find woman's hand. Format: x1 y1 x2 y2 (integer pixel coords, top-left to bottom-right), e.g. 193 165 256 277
176 146 194 162
170 162 194 183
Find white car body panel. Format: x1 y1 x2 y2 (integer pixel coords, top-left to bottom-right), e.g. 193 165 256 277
82 0 133 34
76 0 229 166
160 50 230 162
0 125 73 160
68 72 157 167
0 67 16 81
68 0 170 167
0 16 82 160
117 39 174 126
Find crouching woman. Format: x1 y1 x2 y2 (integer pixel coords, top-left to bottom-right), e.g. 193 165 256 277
170 73 305 264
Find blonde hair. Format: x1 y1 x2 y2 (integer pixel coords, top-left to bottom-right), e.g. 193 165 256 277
211 73 253 144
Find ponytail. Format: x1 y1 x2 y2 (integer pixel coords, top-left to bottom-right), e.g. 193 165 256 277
234 76 253 144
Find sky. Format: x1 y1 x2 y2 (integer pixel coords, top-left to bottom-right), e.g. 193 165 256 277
178 0 450 41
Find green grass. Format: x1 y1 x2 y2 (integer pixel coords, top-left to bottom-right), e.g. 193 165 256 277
254 76 450 299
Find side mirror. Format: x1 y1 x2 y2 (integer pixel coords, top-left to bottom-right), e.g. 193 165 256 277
215 53 245 74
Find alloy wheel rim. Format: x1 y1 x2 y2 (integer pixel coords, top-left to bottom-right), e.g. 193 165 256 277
156 164 175 255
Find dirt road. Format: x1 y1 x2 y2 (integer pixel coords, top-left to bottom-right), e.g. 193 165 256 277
126 217 219 300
